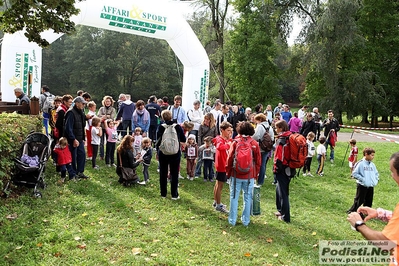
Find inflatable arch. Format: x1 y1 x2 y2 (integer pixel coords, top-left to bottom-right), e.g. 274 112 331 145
1 0 209 111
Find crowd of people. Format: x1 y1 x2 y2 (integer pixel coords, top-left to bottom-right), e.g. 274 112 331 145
12 85 399 260
31 87 389 228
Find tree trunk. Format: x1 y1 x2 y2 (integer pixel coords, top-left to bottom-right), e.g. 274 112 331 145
389 115 394 130
361 111 369 124
381 116 389 122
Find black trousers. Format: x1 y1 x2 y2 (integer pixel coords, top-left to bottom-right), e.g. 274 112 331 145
347 183 374 213
275 172 291 222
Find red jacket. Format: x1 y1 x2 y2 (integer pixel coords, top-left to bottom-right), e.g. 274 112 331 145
226 135 261 179
273 131 292 173
212 135 231 173
53 145 72 165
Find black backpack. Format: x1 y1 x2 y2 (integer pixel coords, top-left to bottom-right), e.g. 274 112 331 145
258 124 273 152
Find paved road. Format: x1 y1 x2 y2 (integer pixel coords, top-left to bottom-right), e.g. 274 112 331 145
337 132 397 143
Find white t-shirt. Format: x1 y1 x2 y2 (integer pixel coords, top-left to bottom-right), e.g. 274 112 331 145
91 127 101 145
134 135 143 149
307 140 315 157
86 110 96 130
316 143 326 156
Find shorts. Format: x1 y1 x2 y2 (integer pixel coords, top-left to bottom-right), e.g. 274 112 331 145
215 172 227 182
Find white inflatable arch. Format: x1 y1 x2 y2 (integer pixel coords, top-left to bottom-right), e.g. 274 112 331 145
1 0 209 111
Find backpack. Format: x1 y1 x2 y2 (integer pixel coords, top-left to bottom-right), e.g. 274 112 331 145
259 124 273 152
282 133 308 169
233 137 254 176
159 123 179 155
42 93 55 113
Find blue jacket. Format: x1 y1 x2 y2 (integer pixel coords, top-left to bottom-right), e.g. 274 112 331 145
168 106 187 124
116 100 135 121
352 159 379 187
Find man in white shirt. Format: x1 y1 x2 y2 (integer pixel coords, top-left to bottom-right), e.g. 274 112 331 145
187 100 203 142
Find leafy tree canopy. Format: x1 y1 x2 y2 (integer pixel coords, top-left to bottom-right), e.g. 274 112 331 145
0 0 82 47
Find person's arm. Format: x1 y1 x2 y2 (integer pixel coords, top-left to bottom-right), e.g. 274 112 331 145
347 212 390 240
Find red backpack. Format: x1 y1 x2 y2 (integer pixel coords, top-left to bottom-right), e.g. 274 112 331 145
282 133 308 169
233 137 254 176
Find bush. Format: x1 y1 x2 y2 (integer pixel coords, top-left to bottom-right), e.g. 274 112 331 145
0 113 42 187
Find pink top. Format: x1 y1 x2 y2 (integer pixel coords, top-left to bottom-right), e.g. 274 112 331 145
288 117 302 133
106 127 118 143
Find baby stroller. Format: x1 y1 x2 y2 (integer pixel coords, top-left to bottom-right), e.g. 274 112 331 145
3 132 51 198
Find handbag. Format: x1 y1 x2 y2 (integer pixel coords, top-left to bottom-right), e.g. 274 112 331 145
117 151 139 182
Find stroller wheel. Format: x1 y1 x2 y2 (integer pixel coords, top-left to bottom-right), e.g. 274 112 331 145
40 182 46 189
33 191 42 198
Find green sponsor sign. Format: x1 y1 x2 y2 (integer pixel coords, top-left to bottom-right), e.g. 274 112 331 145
101 6 167 34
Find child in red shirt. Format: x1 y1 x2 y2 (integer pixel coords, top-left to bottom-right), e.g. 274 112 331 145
212 121 233 213
53 137 76 182
348 138 358 174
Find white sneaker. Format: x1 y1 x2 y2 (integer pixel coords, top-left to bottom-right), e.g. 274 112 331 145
187 175 190 180
138 181 146 185
308 173 314 177
178 174 184 179
171 196 180 200
302 173 307 177
189 177 194 181
194 176 199 179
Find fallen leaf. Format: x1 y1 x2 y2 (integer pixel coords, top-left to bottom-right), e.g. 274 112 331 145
77 244 86 249
150 253 158 257
149 217 157 221
222 231 227 235
312 232 317 236
273 253 279 257
153 239 160 243
15 246 23 250
190 216 196 219
54 252 61 257
74 236 81 241
6 213 18 220
244 252 251 257
100 235 104 238
36 243 43 247
98 221 104 225
42 219 49 223
82 213 87 217
313 243 318 248
143 222 148 225
104 248 108 252
132 247 141 255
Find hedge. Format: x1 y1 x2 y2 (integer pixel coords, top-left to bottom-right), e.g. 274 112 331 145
0 113 43 188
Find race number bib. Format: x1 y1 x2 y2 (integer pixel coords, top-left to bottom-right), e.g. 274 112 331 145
187 146 196 157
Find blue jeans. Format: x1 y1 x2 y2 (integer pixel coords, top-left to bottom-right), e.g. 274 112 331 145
43 112 50 136
324 138 335 160
203 159 214 180
69 140 86 174
257 151 269 185
229 177 254 226
60 163 75 179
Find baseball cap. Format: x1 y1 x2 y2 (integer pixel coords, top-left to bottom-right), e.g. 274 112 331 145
73 96 87 104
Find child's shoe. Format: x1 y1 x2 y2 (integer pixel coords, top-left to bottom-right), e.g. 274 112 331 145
307 173 314 177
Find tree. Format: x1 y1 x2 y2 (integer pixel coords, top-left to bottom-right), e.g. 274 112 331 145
226 0 281 107
42 26 183 101
0 0 82 47
194 0 230 102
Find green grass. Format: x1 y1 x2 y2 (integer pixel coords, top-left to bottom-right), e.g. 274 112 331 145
1 141 398 265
